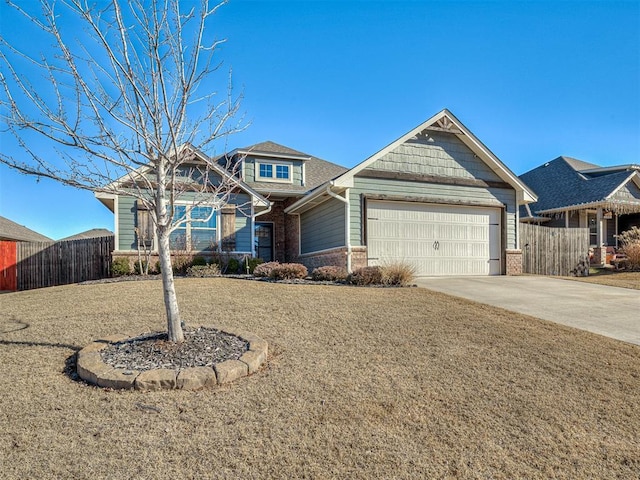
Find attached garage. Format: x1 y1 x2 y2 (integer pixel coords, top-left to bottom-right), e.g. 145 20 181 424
366 200 501 276
285 109 537 276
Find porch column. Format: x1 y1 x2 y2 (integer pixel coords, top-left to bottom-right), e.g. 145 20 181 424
596 207 604 246
593 207 607 265
565 210 570 228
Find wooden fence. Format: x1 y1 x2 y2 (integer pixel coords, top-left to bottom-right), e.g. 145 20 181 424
521 223 589 276
14 236 114 291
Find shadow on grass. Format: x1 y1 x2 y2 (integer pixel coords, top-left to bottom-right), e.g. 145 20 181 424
0 318 84 382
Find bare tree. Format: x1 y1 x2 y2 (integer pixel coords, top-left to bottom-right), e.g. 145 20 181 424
0 0 245 342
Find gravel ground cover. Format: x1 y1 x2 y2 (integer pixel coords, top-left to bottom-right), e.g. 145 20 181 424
0 277 638 479
564 271 640 290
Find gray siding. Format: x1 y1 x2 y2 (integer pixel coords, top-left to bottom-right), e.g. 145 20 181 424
118 196 137 251
349 177 518 249
243 155 303 185
612 181 640 202
116 192 253 253
545 212 581 228
300 197 345 254
369 131 503 182
231 193 252 252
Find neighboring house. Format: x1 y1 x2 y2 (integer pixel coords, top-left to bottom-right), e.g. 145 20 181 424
59 229 114 241
519 157 640 264
0 215 52 242
96 109 537 276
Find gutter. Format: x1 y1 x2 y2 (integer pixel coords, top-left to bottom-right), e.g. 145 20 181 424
324 182 352 273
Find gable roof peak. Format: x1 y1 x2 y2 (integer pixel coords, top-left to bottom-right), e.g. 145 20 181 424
238 141 312 159
560 156 600 172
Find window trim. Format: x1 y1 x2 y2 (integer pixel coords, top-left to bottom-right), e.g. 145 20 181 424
170 203 219 252
255 160 293 184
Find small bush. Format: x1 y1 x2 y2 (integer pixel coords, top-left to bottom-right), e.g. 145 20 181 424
311 265 348 282
111 257 131 276
618 227 640 270
191 256 208 267
133 260 149 275
269 263 308 280
226 257 241 274
253 261 280 278
246 257 264 274
347 266 383 286
186 264 221 277
380 262 416 286
172 255 194 275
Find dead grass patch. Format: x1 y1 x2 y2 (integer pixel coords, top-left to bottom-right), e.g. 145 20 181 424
0 278 638 479
565 271 640 290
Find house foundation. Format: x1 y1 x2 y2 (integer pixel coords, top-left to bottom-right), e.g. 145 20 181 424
297 246 367 273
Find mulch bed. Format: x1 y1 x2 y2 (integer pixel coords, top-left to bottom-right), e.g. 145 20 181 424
100 327 248 372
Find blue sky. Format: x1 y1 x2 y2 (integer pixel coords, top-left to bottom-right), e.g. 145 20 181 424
0 0 639 240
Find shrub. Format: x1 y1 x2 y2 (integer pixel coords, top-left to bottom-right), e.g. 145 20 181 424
186 264 221 277
226 257 241 274
191 256 208 267
172 255 194 275
380 262 416 286
111 257 131 276
347 266 383 286
133 260 149 275
245 257 264 274
253 261 280 278
618 227 640 270
269 263 308 280
311 265 348 282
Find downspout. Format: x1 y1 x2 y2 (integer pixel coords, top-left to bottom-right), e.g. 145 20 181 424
325 182 352 273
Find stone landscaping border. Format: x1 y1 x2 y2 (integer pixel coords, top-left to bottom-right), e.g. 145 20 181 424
76 325 268 391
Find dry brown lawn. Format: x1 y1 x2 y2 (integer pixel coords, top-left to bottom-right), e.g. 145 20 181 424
565 271 640 290
1 278 638 479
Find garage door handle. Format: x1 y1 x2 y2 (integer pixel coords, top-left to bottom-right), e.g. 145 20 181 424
433 241 440 250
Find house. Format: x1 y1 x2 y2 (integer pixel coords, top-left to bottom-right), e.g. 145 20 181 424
97 109 536 276
0 215 52 242
59 229 114 241
519 157 640 265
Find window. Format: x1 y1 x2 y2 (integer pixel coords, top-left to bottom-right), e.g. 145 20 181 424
259 163 272 179
136 203 154 248
170 205 217 251
256 161 292 183
276 164 290 180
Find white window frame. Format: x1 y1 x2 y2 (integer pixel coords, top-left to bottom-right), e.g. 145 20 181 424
255 160 293 184
170 203 219 252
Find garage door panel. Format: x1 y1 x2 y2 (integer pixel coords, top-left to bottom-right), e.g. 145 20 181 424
367 201 501 276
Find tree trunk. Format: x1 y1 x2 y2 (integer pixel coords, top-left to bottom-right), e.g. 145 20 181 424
158 226 184 343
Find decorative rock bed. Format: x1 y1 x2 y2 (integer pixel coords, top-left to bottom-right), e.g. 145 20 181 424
76 326 268 391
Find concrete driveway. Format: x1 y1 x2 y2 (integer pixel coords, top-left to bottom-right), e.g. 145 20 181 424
416 276 640 346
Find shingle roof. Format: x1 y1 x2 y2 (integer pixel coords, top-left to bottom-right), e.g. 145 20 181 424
0 216 53 242
519 156 637 215
59 229 113 241
240 141 311 159
562 157 599 172
240 141 348 194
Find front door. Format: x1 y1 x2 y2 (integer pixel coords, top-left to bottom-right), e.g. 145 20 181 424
255 223 274 262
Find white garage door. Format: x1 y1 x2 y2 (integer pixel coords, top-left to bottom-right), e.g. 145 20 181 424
367 201 501 276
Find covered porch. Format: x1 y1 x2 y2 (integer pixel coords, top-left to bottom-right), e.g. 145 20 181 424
530 201 640 266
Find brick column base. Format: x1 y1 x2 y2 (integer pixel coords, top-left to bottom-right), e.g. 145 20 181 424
505 249 522 275
591 247 607 266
